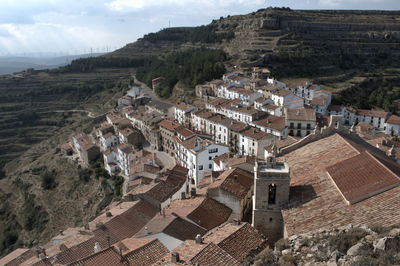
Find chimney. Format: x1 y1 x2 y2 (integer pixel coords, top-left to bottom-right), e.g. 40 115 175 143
145 226 149 235
195 234 203 245
181 192 186 200
94 242 101 253
190 188 196 198
171 252 180 263
106 236 111 248
106 211 112 217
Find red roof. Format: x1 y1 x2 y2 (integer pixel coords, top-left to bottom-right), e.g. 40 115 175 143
158 119 183 132
327 151 400 204
204 222 267 262
387 115 400 125
191 243 240 266
187 198 232 230
208 168 253 199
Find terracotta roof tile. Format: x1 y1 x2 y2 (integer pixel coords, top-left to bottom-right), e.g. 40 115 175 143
252 115 286 131
356 109 388 118
191 243 240 266
69 247 128 266
208 168 253 199
49 200 157 265
282 133 400 237
387 114 400 125
203 222 267 262
286 107 316 121
159 119 183 132
124 238 169 265
327 151 400 204
240 127 270 140
187 198 232 230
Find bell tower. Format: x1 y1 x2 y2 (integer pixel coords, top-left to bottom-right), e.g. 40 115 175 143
252 152 290 243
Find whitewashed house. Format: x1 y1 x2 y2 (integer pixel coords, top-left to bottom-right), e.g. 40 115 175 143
174 136 229 186
310 90 332 115
250 115 288 138
353 109 388 129
271 90 304 109
385 115 400 136
225 87 262 105
174 103 197 125
285 107 316 137
239 127 274 158
100 132 119 150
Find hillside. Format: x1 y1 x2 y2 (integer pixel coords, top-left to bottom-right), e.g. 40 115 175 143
1 7 400 257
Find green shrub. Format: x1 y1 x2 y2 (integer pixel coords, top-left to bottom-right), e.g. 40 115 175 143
40 171 57 190
78 168 92 182
329 228 367 253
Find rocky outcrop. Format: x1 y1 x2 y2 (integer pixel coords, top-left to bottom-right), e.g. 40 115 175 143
253 224 400 265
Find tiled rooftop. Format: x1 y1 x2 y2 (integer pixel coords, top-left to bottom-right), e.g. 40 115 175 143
327 150 400 204
282 133 400 237
203 222 267 262
286 107 316 121
190 243 240 266
45 200 158 265
124 238 169 265
252 115 286 131
159 119 183 132
387 114 400 125
186 198 232 230
208 168 253 199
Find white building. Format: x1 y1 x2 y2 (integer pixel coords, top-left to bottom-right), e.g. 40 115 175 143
239 127 274 158
225 86 262 105
174 103 197 125
309 90 332 115
250 115 288 138
207 114 232 145
103 143 135 176
100 132 119 150
286 107 316 137
386 115 400 136
271 90 304 109
286 82 320 104
174 136 229 186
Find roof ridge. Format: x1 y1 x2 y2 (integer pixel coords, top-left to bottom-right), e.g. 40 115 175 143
336 133 362 156
365 150 400 182
123 238 158 257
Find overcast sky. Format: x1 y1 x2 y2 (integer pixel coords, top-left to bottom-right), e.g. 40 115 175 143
0 0 398 56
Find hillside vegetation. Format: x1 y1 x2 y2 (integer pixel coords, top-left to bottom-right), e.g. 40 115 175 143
1 7 400 257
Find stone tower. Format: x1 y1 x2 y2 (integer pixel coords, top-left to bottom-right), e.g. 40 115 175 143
252 153 290 242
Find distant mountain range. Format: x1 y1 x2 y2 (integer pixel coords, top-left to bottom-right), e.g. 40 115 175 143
0 53 105 75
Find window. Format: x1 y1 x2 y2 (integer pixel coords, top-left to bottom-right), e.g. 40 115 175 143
297 130 301 137
297 123 302 129
209 148 218 153
268 184 276 204
290 123 294 129
306 131 310 135
307 123 311 129
209 156 212 160
209 164 212 169
199 165 203 170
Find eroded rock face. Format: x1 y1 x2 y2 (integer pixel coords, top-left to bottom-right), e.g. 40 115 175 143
255 225 400 265
346 242 372 256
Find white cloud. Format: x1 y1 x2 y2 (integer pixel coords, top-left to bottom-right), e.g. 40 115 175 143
319 0 388 7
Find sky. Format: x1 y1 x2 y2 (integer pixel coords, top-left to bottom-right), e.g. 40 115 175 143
0 0 398 56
